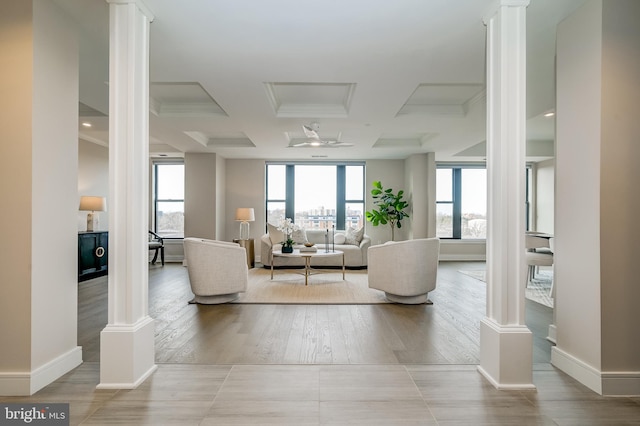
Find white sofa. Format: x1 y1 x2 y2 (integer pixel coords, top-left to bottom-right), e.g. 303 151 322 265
261 228 370 268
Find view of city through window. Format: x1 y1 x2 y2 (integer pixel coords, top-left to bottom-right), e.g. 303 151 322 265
154 163 185 238
436 167 487 239
266 164 364 231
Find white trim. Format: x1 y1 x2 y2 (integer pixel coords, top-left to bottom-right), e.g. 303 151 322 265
546 324 557 344
551 347 602 394
477 365 536 391
602 372 640 396
96 364 157 390
439 254 486 261
0 347 82 396
479 319 535 390
551 347 640 396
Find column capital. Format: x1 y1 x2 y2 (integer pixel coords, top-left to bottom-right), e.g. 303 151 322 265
106 0 154 22
483 0 530 24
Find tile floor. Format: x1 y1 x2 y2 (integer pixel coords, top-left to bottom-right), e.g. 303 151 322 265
2 363 639 425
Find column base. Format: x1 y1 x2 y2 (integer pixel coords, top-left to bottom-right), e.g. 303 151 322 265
98 316 156 389
478 317 535 390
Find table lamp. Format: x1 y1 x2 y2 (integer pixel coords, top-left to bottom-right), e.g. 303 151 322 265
235 207 255 240
79 196 106 231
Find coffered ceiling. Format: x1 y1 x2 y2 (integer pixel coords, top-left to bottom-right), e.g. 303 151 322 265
54 0 587 162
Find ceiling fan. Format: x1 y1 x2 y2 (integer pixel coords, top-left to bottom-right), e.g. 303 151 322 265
290 122 354 148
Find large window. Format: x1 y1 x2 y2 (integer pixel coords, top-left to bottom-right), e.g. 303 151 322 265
266 163 365 230
436 166 487 239
153 162 184 238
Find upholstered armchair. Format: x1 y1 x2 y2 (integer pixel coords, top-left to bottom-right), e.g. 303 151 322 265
367 238 440 304
183 238 248 304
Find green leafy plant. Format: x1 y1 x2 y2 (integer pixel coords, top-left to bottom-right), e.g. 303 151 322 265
365 181 410 241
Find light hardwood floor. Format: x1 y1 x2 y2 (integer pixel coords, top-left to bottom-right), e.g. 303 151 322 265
3 262 639 425
78 261 552 364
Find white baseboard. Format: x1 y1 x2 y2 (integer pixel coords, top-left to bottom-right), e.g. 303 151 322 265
551 347 602 394
546 324 557 344
552 347 640 396
439 254 486 261
602 372 640 396
0 346 82 396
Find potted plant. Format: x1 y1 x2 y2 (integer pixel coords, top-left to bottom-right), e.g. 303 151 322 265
365 181 409 241
277 217 299 253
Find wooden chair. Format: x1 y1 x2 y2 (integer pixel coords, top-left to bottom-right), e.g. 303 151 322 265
148 230 165 266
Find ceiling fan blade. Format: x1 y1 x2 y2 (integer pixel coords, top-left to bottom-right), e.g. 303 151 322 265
324 140 354 147
302 125 320 139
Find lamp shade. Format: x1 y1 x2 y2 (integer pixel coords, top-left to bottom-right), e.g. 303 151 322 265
235 207 255 222
79 196 106 212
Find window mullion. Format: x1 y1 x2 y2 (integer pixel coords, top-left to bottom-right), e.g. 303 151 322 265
453 168 462 239
336 165 346 229
285 164 295 220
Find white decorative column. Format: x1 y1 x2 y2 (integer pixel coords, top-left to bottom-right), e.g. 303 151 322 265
99 0 156 389
478 0 534 390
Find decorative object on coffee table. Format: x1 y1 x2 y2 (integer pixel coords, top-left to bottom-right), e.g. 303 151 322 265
277 217 299 253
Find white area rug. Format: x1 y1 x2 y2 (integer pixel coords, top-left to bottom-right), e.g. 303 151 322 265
459 269 554 308
232 267 389 304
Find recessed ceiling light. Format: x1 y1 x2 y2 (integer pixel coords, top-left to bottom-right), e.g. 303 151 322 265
81 122 92 127
543 111 555 117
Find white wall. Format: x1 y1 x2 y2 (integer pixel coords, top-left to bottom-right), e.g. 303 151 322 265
78 140 109 231
225 159 265 247
31 0 81 379
404 153 436 239
215 154 227 240
599 0 640 379
365 159 407 244
184 153 219 239
0 0 35 393
0 1 82 395
535 159 554 234
555 0 604 377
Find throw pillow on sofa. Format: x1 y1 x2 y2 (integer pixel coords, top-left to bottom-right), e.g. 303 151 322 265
292 228 307 244
334 233 346 244
344 226 364 245
267 223 284 245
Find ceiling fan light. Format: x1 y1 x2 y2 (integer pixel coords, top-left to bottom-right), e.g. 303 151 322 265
310 141 321 146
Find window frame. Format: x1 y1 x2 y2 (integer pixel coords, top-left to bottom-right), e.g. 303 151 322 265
436 163 486 240
436 163 533 240
152 159 185 239
265 162 365 231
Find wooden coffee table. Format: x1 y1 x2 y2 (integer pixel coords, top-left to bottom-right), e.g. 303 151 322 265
271 249 345 285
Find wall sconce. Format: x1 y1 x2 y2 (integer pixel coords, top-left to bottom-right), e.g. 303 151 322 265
235 207 255 240
79 196 106 232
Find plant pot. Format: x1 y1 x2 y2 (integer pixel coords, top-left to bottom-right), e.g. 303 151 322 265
281 246 294 253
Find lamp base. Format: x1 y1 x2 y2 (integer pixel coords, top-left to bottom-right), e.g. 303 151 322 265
87 212 99 232
239 221 250 240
